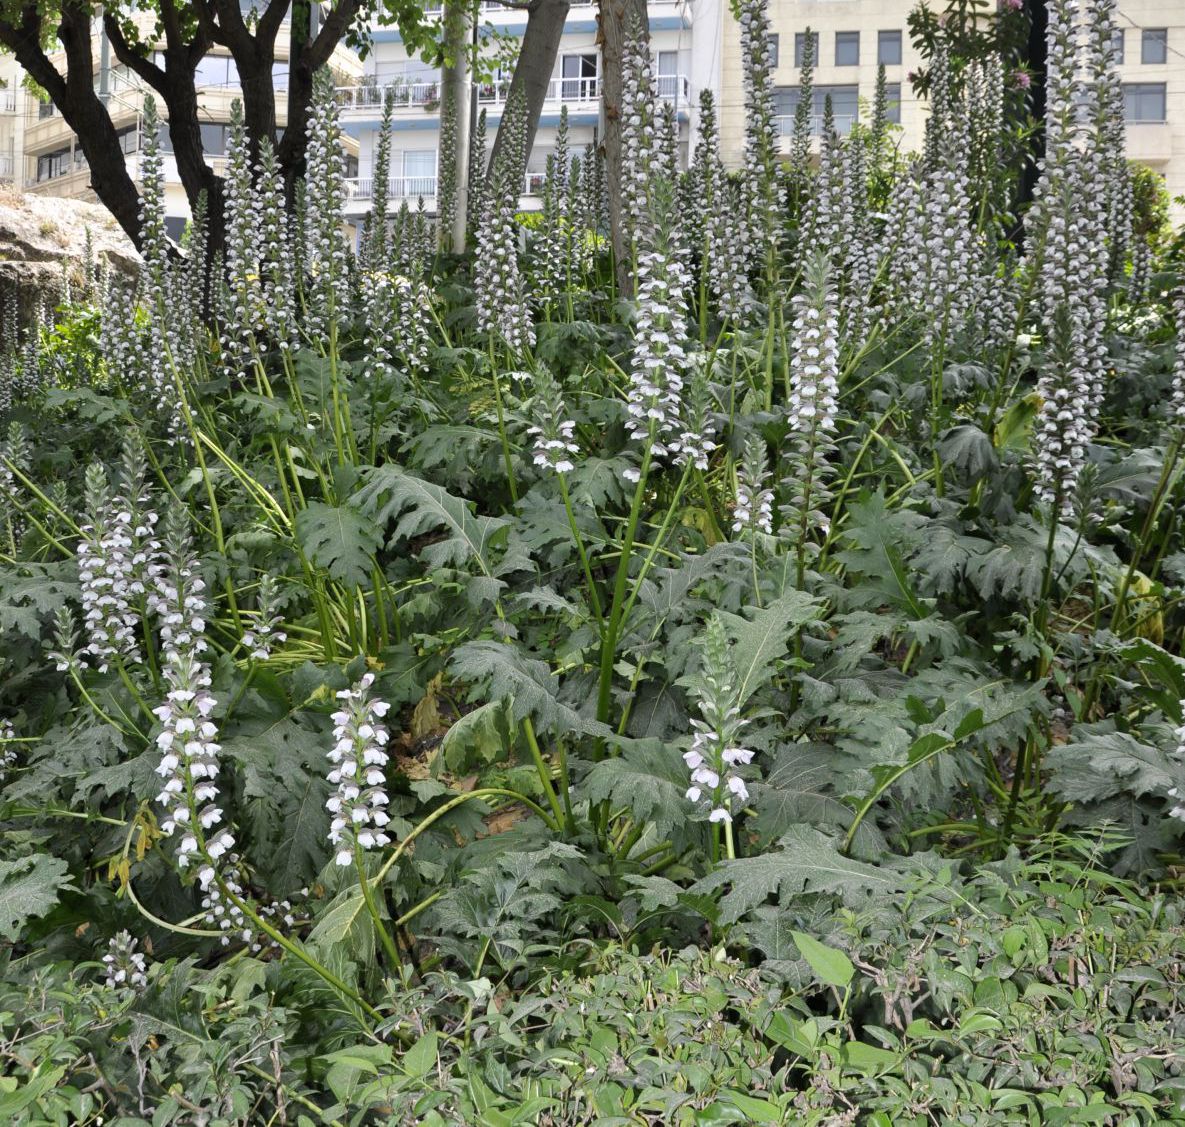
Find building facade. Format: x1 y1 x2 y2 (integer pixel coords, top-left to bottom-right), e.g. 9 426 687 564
335 0 694 221
0 14 360 235
3 1 1183 228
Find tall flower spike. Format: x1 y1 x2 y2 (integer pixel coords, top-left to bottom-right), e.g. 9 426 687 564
103 930 149 989
788 26 815 206
220 100 260 381
733 433 774 536
367 88 395 267
258 139 297 349
780 252 840 551
474 90 535 354
326 672 392 866
150 509 232 887
304 69 350 338
467 107 489 239
243 572 287 661
737 0 780 273
526 364 580 474
619 13 659 257
1169 286 1185 429
685 615 755 825
77 462 141 672
624 178 691 479
676 356 718 471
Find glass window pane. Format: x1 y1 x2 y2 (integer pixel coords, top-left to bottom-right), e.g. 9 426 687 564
885 82 901 123
657 50 677 75
815 85 858 133
1124 82 1166 121
1142 29 1167 64
769 34 779 68
1111 28 1124 64
835 32 859 66
878 30 902 65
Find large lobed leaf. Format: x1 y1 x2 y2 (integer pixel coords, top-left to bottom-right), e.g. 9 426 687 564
691 826 905 923
0 855 75 940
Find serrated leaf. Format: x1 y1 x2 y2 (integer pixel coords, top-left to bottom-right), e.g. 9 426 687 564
581 739 691 839
716 589 821 706
1046 728 1177 804
0 854 75 939
355 464 510 579
449 640 610 738
294 501 382 587
690 826 904 923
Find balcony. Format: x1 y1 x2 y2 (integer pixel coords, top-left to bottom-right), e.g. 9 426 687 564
346 175 439 201
335 72 691 117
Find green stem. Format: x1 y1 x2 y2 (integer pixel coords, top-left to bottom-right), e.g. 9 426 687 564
355 843 404 970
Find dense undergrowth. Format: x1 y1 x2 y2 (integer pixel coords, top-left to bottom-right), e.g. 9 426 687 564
2 0 1185 1121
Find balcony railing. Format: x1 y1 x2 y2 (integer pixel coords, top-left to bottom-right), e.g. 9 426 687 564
775 113 857 138
336 72 689 114
346 175 439 200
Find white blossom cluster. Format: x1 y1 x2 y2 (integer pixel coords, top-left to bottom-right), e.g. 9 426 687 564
780 254 840 547
257 139 298 349
220 102 261 381
326 671 393 866
534 107 572 311
132 99 186 443
394 271 433 382
475 92 535 354
839 134 878 340
1030 0 1120 510
365 91 396 269
736 0 781 267
787 26 815 202
799 111 845 265
0 420 28 552
78 463 145 672
1171 286 1185 427
150 510 232 887
619 18 659 258
526 365 580 474
693 90 755 324
304 71 351 338
1168 717 1185 823
242 572 286 661
437 88 461 248
467 108 489 238
199 859 299 951
103 930 148 990
733 433 774 536
684 616 754 825
676 358 719 471
624 239 693 479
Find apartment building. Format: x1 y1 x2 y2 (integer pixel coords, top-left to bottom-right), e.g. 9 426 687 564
0 55 24 189
4 1 1183 227
2 13 360 236
709 0 1185 221
335 0 695 219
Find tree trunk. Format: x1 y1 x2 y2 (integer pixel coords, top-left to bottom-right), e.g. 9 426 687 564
596 0 647 295
440 0 473 252
488 0 571 187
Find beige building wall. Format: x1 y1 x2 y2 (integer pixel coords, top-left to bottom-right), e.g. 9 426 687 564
715 0 1185 226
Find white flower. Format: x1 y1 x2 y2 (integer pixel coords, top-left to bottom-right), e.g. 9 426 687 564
326 671 392 863
103 930 148 989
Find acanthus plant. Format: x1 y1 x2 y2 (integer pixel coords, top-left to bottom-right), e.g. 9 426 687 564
1 21 1182 1061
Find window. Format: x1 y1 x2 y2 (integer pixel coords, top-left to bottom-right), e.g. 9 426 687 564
402 150 436 194
794 32 819 68
835 32 859 66
37 99 55 120
878 30 902 65
769 33 779 68
116 125 139 155
771 85 858 135
1142 28 1167 64
1124 82 1166 121
36 145 70 181
656 50 683 99
885 82 901 123
1111 27 1124 64
561 53 598 100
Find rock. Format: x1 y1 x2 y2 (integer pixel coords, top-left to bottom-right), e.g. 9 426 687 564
0 187 140 332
